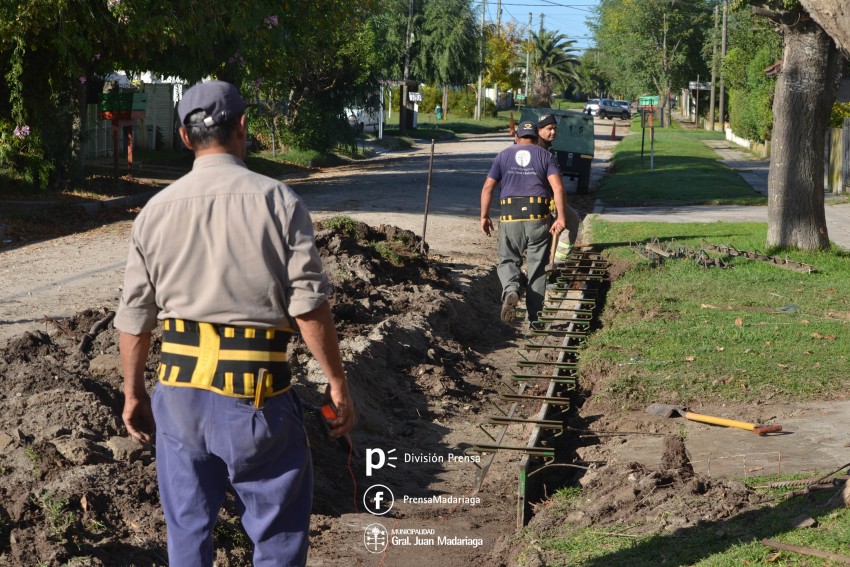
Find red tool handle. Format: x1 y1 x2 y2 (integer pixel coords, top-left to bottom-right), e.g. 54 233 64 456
753 424 782 435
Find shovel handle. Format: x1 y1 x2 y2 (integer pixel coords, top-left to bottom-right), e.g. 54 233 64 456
682 411 758 431
683 412 781 435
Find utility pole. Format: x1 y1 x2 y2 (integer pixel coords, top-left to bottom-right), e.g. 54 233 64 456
718 0 728 131
524 12 532 98
475 0 486 120
492 0 501 112
400 0 414 135
709 4 718 131
539 13 544 32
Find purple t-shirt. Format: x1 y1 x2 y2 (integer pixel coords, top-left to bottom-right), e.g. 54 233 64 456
487 143 560 199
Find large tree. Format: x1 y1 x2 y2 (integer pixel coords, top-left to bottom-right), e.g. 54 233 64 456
749 0 846 250
797 0 850 56
529 30 580 106
591 0 712 125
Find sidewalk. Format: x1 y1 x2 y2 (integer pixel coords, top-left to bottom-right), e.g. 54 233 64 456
594 139 850 250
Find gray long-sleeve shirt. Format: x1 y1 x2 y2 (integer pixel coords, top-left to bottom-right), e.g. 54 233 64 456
115 153 330 334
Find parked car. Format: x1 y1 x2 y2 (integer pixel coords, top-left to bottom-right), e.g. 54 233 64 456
583 99 599 116
345 106 381 133
597 98 631 120
613 100 631 113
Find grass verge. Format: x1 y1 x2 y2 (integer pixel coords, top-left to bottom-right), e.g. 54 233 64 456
599 128 767 207
516 479 850 566
582 219 850 409
515 218 850 566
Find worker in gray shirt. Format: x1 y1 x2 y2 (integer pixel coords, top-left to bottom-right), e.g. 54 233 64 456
115 80 354 567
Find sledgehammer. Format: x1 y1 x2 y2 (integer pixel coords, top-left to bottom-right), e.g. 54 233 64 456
646 404 782 435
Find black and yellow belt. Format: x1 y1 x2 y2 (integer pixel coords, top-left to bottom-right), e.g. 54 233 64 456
499 196 552 222
158 318 294 400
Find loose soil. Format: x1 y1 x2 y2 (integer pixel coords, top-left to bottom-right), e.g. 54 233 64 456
5 121 846 567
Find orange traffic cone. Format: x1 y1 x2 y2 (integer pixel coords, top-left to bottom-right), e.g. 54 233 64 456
611 122 617 140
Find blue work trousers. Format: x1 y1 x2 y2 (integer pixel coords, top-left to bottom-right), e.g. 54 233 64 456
152 384 312 566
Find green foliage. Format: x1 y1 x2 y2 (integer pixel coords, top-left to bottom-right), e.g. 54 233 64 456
371 241 402 265
591 0 711 110
417 0 479 86
0 119 54 191
530 30 580 106
727 46 779 142
33 492 76 541
321 215 361 238
722 10 782 141
484 22 525 92
830 101 850 128
446 87 496 118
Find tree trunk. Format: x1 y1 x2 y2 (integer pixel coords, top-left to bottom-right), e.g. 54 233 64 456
766 18 843 250
798 0 850 57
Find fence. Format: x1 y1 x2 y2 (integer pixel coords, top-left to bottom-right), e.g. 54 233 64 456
824 118 850 195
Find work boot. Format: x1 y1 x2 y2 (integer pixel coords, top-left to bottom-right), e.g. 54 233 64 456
501 291 519 323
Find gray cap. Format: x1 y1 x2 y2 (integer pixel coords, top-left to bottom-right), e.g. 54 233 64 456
538 114 557 128
516 121 538 138
178 80 246 127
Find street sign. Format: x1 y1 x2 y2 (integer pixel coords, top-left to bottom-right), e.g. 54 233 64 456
688 81 712 90
516 94 527 101
408 92 423 102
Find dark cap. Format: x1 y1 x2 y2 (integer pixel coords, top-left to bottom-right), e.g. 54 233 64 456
538 114 557 128
516 121 538 138
178 80 246 127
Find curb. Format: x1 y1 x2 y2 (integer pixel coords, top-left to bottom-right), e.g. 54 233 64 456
77 189 161 214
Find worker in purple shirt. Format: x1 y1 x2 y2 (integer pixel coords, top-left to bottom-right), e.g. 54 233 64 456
479 120 567 324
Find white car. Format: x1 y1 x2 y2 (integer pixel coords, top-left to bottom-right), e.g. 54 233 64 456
583 99 599 116
345 107 381 134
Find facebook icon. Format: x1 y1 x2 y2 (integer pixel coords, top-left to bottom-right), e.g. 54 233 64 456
363 484 394 516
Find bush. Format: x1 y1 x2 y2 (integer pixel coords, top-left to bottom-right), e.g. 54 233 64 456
0 120 54 191
278 100 352 153
830 101 850 128
728 47 776 143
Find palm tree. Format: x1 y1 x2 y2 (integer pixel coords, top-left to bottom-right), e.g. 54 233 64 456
530 30 580 106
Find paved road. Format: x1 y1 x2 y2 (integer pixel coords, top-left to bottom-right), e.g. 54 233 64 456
594 138 850 250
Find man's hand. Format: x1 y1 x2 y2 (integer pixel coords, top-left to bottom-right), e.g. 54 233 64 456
549 219 565 235
120 331 154 443
123 392 155 443
327 381 356 437
480 216 494 237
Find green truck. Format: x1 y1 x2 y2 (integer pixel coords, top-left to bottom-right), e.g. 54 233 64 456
519 107 595 194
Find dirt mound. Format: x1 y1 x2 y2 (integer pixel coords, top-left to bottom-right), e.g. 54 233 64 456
520 434 763 566
0 221 503 566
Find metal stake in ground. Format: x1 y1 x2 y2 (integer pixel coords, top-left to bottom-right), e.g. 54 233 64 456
420 139 436 255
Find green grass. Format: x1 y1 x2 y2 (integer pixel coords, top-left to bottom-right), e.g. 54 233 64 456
517 489 850 566
581 220 850 408
599 128 767 207
248 148 348 171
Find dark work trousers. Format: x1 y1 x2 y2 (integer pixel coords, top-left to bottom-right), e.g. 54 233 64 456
497 218 551 322
152 384 312 567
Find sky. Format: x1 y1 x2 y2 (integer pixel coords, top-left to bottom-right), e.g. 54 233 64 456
480 0 599 52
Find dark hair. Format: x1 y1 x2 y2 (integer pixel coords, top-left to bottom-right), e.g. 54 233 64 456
183 109 242 149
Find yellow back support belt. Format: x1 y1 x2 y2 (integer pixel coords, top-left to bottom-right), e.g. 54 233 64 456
158 319 294 398
499 196 552 222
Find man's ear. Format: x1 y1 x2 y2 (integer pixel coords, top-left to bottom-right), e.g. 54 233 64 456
179 127 193 150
